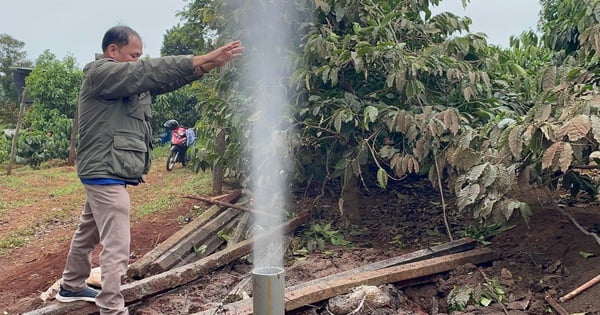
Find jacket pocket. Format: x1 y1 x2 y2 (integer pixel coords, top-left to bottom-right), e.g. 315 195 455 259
110 131 147 178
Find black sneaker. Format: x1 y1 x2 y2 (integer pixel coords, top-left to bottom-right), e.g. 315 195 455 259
55 284 99 303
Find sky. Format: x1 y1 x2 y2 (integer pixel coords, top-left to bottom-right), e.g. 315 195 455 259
0 0 541 69
433 0 541 47
0 0 187 68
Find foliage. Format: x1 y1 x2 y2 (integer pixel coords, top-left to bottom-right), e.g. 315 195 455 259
16 107 72 168
188 91 251 177
165 0 600 228
459 222 507 245
507 0 600 201
0 34 33 125
298 223 351 253
447 278 506 311
287 0 547 225
161 0 212 56
538 0 599 54
25 50 82 119
0 133 9 163
151 86 200 135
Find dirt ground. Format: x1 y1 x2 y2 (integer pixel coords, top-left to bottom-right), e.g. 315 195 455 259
0 164 599 314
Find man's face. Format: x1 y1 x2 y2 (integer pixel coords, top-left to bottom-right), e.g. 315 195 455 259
107 35 143 62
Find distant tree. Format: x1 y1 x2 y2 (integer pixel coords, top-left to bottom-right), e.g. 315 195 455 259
26 50 81 119
161 0 212 56
151 86 200 134
0 34 33 125
25 50 82 165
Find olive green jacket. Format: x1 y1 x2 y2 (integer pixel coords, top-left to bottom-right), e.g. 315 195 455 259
76 56 201 183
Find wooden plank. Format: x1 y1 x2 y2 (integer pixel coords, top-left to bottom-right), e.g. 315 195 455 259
203 237 477 312
174 214 242 268
147 208 241 275
284 248 495 310
196 239 487 315
126 189 241 279
288 237 477 292
228 212 250 247
24 211 311 315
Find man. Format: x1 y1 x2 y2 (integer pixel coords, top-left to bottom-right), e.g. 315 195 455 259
55 26 243 315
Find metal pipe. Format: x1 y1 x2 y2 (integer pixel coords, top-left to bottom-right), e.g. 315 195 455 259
252 266 285 314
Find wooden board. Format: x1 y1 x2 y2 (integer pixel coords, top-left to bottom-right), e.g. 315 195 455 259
147 208 241 275
196 239 489 315
126 189 241 279
24 211 311 315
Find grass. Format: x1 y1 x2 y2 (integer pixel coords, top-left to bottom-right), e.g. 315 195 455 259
0 163 82 214
134 168 212 217
0 228 33 256
0 150 214 254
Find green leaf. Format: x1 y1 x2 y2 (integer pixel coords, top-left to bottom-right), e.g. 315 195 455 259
448 286 472 311
194 244 207 254
480 296 493 306
334 111 343 133
579 251 596 258
377 168 388 189
364 105 379 123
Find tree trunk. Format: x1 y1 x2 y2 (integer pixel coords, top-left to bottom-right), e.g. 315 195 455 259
6 87 27 176
67 106 78 166
212 127 225 194
339 172 362 226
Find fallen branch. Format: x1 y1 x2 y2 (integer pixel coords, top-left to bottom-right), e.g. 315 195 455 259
184 194 278 218
545 294 568 315
558 274 600 303
479 268 509 315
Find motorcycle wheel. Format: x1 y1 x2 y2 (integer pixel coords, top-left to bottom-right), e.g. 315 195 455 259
166 150 178 171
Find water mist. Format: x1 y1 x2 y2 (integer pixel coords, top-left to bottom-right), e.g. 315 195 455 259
240 0 296 313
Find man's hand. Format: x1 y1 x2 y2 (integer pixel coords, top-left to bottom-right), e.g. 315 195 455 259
194 40 244 74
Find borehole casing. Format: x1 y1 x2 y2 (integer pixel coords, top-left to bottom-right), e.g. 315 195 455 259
252 266 285 314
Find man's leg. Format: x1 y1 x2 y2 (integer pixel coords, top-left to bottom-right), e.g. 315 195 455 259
61 198 99 291
86 184 131 315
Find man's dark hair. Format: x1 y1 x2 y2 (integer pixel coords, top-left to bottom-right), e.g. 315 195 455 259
102 26 141 52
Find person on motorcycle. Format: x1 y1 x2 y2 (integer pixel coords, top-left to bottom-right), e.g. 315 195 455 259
164 120 196 170
56 25 243 315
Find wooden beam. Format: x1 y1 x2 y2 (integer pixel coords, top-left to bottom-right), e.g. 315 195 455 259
147 208 241 275
196 244 492 315
284 248 495 310
126 190 241 279
174 215 242 268
228 212 250 248
200 237 477 313
24 211 311 315
288 237 477 292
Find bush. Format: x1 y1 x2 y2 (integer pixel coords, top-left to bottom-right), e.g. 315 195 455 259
0 134 10 164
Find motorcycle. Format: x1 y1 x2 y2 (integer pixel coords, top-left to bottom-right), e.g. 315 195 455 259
163 120 194 171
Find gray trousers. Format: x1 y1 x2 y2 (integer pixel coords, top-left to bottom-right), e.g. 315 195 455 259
62 184 130 315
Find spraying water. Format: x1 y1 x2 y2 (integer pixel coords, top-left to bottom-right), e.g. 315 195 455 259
241 0 295 269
